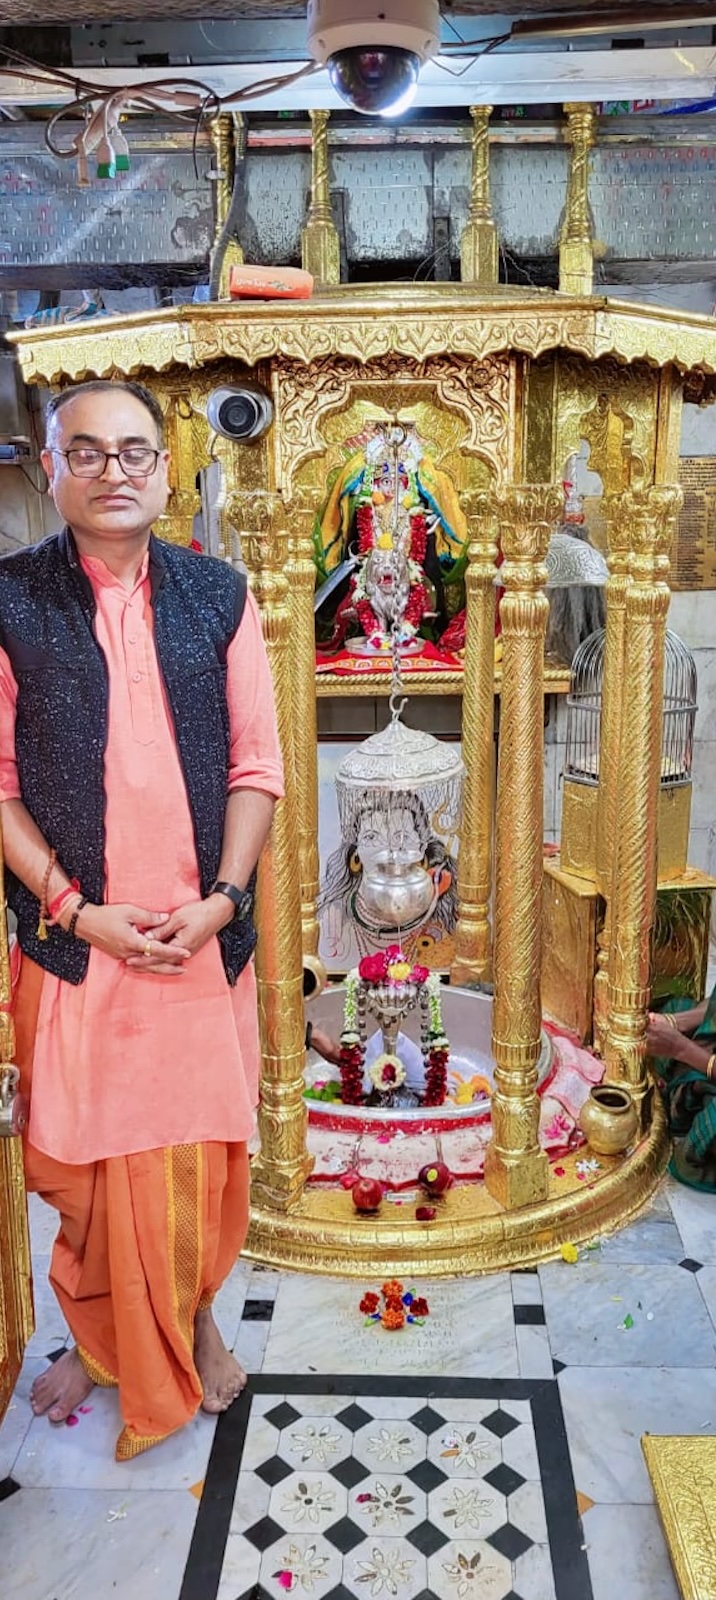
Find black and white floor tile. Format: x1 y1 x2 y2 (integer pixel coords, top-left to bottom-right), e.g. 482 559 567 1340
182 1376 587 1600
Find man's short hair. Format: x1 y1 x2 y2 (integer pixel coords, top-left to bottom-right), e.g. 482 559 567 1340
45 380 166 448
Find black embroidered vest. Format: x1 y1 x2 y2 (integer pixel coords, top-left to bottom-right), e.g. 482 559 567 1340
0 529 255 986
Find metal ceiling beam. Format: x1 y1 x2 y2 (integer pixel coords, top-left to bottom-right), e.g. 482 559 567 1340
1 46 715 110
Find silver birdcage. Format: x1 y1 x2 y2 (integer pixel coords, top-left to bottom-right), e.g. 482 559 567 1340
561 627 697 882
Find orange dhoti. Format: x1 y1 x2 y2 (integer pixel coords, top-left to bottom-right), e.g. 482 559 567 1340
15 956 250 1461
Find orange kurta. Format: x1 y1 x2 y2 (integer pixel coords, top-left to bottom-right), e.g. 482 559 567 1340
0 553 283 1457
0 556 284 1164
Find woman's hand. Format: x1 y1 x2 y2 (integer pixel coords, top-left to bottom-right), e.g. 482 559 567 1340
74 902 190 974
310 1025 343 1067
646 1012 686 1061
125 895 232 972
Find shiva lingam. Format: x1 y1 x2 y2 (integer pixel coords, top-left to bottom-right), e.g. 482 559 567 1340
338 946 450 1109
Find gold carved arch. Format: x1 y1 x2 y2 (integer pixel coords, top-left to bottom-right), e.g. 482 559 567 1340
556 356 660 494
274 353 512 502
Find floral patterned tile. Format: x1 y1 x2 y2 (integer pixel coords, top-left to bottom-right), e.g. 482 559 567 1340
180 1377 592 1600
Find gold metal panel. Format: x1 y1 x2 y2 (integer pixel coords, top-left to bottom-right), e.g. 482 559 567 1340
653 876 715 1005
561 781 599 881
658 786 692 881
643 1435 716 1600
524 357 557 486
562 782 691 886
542 863 600 1042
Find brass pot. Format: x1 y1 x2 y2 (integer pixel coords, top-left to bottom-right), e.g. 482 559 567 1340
578 1083 639 1157
303 953 327 1000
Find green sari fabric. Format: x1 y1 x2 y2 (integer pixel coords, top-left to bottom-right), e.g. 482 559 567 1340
655 983 716 1191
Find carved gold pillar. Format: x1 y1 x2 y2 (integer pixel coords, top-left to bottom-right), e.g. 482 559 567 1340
0 811 33 1422
287 491 321 957
559 103 597 296
240 496 313 1209
155 391 201 547
301 110 341 287
209 112 246 297
451 491 498 985
602 487 682 1121
460 106 498 286
593 494 633 1053
484 485 562 1209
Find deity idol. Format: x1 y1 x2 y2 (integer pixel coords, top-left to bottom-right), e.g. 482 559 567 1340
314 421 468 651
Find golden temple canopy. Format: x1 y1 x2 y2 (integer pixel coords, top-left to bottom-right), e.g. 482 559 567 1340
12 286 716 394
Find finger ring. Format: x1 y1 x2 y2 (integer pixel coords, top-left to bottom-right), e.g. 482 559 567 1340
143 941 152 957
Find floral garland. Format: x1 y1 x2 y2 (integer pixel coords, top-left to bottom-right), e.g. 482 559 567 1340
359 1280 430 1329
423 973 450 1108
368 1053 406 1094
338 970 364 1105
355 501 428 566
338 948 449 1107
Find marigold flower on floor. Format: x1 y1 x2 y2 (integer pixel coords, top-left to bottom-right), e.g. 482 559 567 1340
381 1306 405 1330
358 1281 430 1328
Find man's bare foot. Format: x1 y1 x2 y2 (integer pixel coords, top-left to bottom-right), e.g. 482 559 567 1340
194 1307 247 1415
29 1347 94 1425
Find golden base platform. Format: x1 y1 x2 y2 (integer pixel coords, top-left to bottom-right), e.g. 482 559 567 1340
245 1092 669 1277
643 1434 716 1599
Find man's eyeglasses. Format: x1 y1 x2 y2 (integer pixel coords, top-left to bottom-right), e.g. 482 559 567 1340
52 447 161 479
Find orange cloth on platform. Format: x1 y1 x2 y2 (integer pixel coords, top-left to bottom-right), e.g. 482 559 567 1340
15 955 250 1459
0 558 284 1164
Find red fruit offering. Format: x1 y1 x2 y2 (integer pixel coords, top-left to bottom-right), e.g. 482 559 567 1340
352 1177 383 1213
418 1161 451 1195
415 1204 437 1222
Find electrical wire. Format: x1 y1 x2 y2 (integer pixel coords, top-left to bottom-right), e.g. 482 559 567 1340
433 31 515 79
0 43 321 179
440 32 514 56
442 12 467 47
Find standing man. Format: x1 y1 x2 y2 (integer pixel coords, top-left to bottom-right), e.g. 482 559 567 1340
0 379 284 1460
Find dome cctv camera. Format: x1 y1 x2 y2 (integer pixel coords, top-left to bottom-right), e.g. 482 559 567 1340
307 0 440 117
206 385 274 443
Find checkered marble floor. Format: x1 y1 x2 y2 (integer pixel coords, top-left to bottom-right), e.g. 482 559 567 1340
7 1180 716 1599
185 1377 586 1600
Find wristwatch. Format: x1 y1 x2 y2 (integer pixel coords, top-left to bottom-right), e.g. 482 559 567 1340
209 881 253 922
